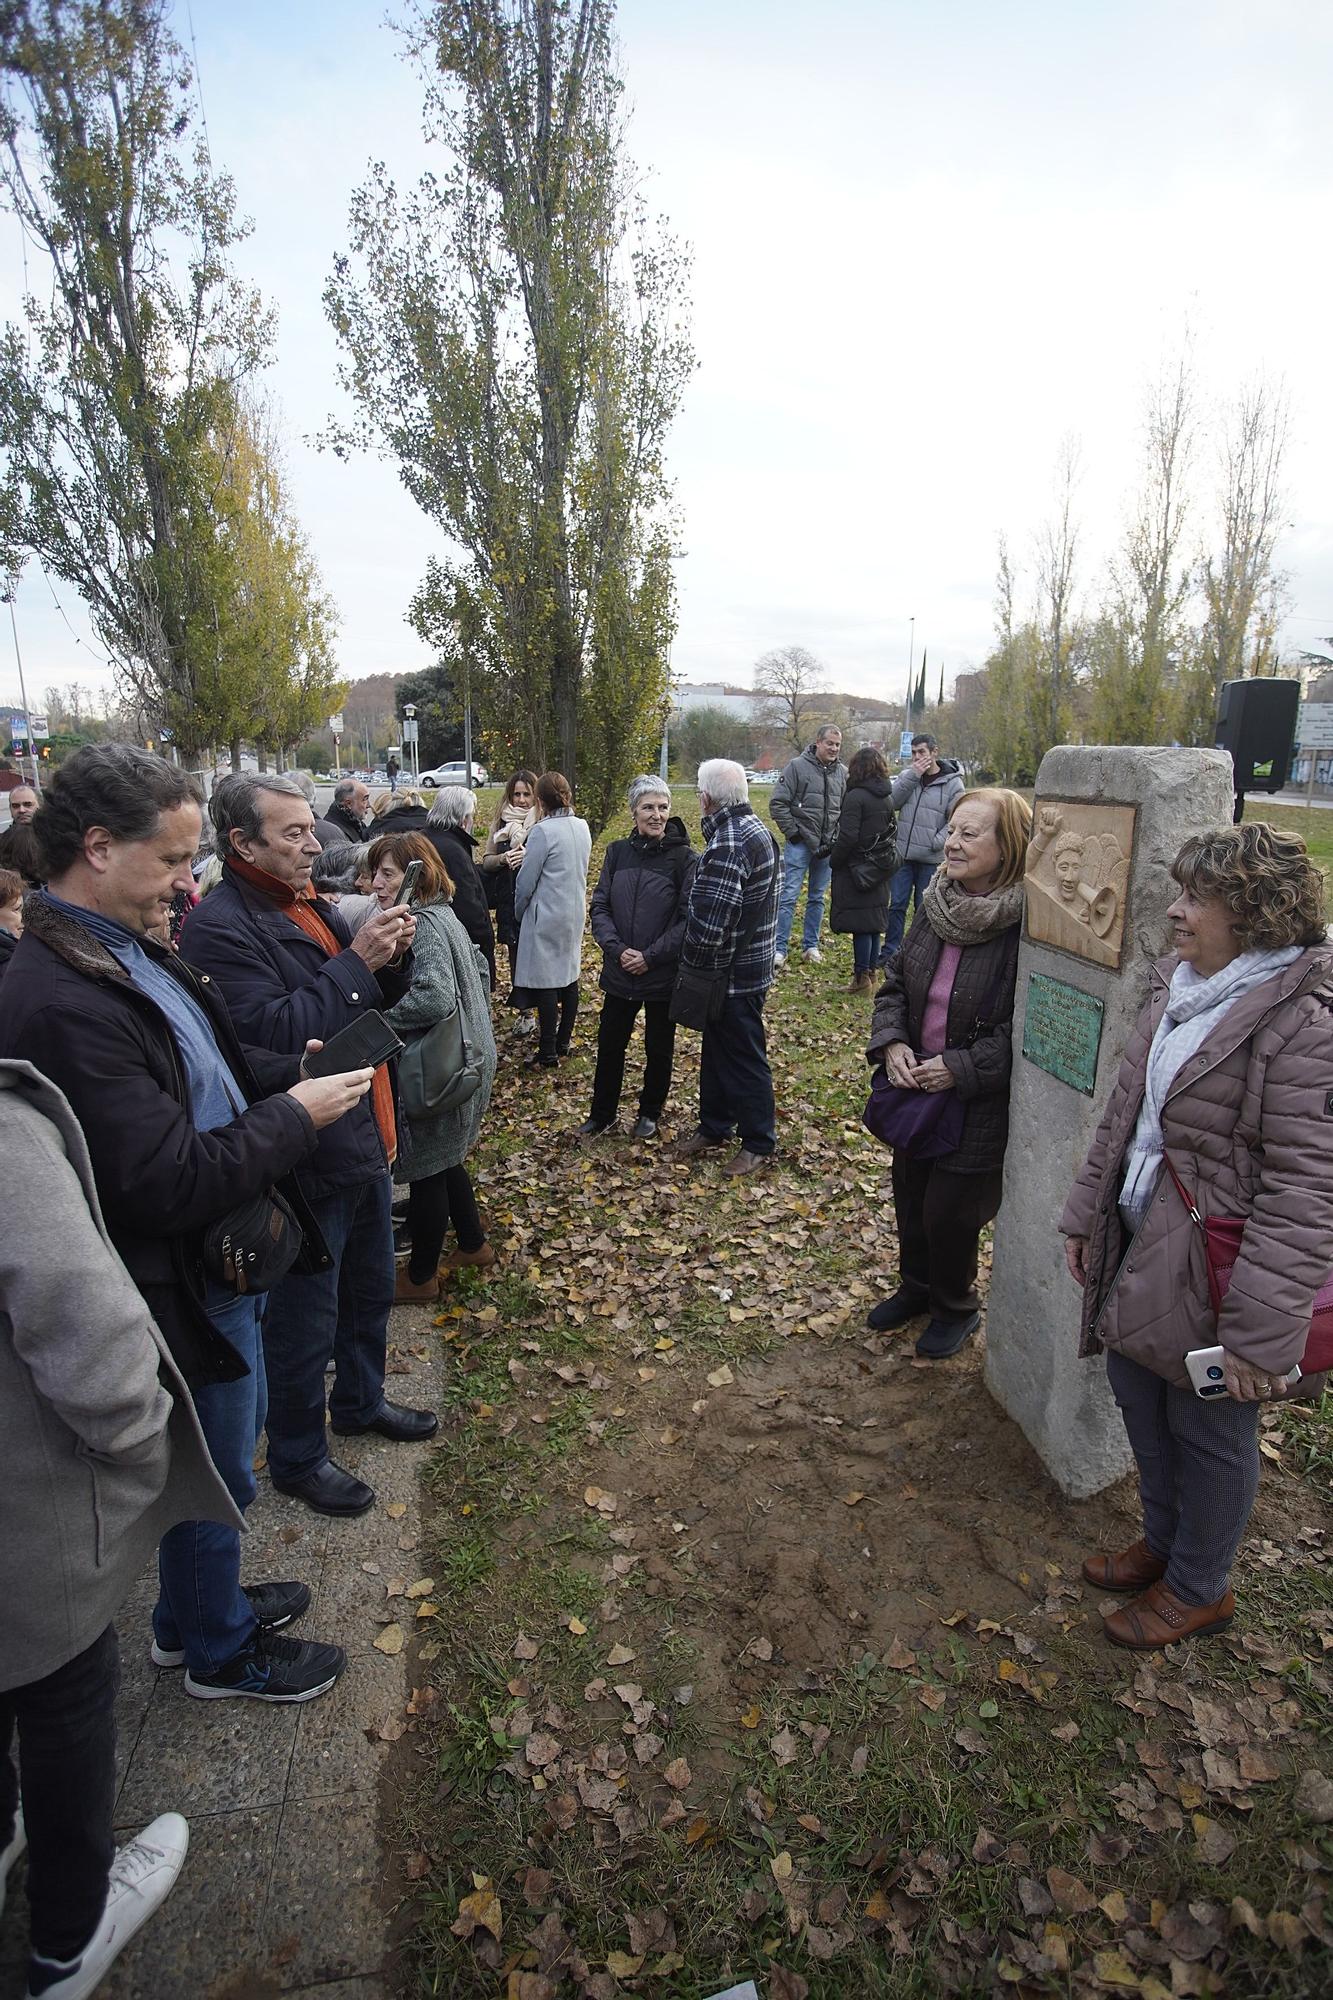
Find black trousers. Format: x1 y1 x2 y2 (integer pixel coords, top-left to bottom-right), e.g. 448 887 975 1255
890 1153 1004 1322
589 994 677 1123
406 1164 485 1282
534 982 579 1061
698 993 776 1155
0 1624 118 1962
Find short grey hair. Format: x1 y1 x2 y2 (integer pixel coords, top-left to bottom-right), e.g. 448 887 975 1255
210 771 308 851
291 770 318 804
696 758 748 808
815 723 842 743
628 774 671 812
310 843 361 894
427 785 477 829
333 777 359 805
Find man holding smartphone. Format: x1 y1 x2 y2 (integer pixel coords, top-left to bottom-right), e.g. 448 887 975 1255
181 774 438 1519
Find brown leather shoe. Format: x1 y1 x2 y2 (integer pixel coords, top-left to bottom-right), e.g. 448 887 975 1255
722 1147 775 1177
394 1267 440 1303
438 1241 496 1275
671 1129 728 1161
1081 1537 1168 1593
1103 1580 1235 1650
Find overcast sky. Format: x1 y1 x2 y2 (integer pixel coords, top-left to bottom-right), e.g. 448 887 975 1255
2 0 1332 719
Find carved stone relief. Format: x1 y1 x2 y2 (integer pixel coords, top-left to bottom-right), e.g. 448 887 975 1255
1024 800 1135 970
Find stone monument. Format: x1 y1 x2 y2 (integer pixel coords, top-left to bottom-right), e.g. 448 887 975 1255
984 744 1235 1498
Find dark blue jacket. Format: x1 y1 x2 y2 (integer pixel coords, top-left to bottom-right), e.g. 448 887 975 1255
180 868 413 1197
589 816 696 1001
0 896 327 1387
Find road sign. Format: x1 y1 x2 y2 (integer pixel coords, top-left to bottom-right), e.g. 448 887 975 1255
1297 702 1333 749
30 715 48 740
9 716 28 743
899 729 913 758
402 718 419 744
328 710 344 735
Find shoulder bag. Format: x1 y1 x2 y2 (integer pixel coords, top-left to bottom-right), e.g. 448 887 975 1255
862 946 1014 1162
399 1004 483 1120
203 1188 304 1296
848 823 899 893
1164 1156 1333 1374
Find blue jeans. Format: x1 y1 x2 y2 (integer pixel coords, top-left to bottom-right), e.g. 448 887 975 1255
775 841 831 956
154 1285 265 1674
699 993 776 1155
261 1174 394 1483
853 932 881 976
882 858 938 960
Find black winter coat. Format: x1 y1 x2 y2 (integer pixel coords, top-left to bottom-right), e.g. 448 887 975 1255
422 823 497 987
373 803 430 840
179 868 412 1197
326 801 368 844
866 908 1021 1173
590 817 696 1000
0 927 15 982
0 897 329 1387
829 778 897 933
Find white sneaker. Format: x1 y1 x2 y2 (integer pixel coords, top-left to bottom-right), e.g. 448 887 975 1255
804 947 824 963
773 953 787 970
25 1813 189 2000
1 1806 25 1918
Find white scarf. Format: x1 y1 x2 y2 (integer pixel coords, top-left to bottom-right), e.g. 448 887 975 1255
1118 947 1301 1230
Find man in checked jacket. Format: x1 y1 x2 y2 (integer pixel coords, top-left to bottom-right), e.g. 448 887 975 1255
672 759 779 1177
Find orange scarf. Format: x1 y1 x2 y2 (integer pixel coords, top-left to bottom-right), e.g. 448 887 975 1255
228 857 397 1166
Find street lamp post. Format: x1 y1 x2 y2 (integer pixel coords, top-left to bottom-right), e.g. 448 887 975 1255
5 593 41 796
904 615 915 743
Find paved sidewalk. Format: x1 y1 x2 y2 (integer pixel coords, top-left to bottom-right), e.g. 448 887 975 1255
0 1302 448 2000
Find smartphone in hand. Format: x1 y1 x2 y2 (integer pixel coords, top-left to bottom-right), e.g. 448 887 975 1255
303 1010 405 1077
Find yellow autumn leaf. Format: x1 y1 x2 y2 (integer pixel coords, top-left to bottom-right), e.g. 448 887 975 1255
770 1850 793 1881
405 1578 435 1598
568 1616 588 1636
606 1950 644 1977
373 1623 404 1655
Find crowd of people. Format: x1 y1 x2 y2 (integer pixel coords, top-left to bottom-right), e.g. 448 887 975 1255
0 730 1330 1997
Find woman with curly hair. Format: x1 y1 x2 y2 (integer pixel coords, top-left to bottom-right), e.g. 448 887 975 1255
1062 822 1333 1649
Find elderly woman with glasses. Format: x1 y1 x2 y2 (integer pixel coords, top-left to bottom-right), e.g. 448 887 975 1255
578 776 696 1140
425 786 497 989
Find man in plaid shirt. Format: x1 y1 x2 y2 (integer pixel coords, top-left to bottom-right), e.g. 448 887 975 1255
672 760 778 1176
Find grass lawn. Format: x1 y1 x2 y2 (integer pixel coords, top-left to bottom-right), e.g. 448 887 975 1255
386 787 1333 2000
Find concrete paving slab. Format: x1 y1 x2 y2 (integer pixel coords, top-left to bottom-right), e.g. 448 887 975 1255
262 1793 391 1990
99 1807 281 2000
115 1673 301 1821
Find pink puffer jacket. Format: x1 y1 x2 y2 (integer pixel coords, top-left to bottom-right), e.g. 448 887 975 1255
1061 947 1333 1391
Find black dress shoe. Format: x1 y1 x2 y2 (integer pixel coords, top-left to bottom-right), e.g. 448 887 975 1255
577 1116 615 1137
331 1400 439 1443
630 1115 659 1140
272 1460 375 1517
526 1051 559 1068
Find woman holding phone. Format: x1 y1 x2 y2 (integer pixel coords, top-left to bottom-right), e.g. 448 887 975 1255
1061 824 1332 1649
368 834 498 1300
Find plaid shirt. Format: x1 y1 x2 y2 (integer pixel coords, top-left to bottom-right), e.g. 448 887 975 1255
682 802 778 998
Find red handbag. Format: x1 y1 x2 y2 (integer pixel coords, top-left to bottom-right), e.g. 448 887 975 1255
1164 1157 1333 1374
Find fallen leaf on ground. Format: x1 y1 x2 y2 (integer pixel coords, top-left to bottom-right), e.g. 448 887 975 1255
706 1363 734 1387
373 1624 404 1656
663 1756 691 1789
1294 1770 1333 1823
1047 1866 1096 1914
886 1638 917 1671
606 1643 636 1667
513 1633 540 1661
525 1733 561 1768
918 1685 946 1712
770 1850 794 1881
405 1577 435 1598
567 1616 588 1636
451 1881 502 1942
385 1502 407 1519
842 1489 866 1506
604 1949 643 1977
404 1850 430 1880
770 1726 798 1766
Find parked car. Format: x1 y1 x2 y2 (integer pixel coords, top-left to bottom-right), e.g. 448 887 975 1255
419 760 490 789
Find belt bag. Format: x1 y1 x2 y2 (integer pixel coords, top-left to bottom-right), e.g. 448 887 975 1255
399 1006 484 1120
1164 1156 1333 1374
203 1189 304 1295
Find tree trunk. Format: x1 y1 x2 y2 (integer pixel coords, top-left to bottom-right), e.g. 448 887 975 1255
229 733 242 771
256 742 268 773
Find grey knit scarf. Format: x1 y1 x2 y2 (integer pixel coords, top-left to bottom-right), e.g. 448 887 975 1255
922 869 1026 946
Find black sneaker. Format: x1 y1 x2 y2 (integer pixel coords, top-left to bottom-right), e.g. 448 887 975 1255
184 1631 345 1704
866 1288 928 1332
151 1580 312 1668
577 1116 615 1137
915 1311 981 1359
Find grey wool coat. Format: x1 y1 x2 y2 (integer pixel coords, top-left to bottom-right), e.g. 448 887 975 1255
387 902 497 1179
0 1060 239 1691
514 811 592 989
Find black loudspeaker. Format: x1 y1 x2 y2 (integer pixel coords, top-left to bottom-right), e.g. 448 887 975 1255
1214 678 1299 794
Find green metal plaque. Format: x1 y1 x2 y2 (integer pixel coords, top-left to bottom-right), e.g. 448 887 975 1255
1022 972 1104 1096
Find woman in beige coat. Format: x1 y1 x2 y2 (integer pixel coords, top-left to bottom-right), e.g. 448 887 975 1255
1061 824 1332 1649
